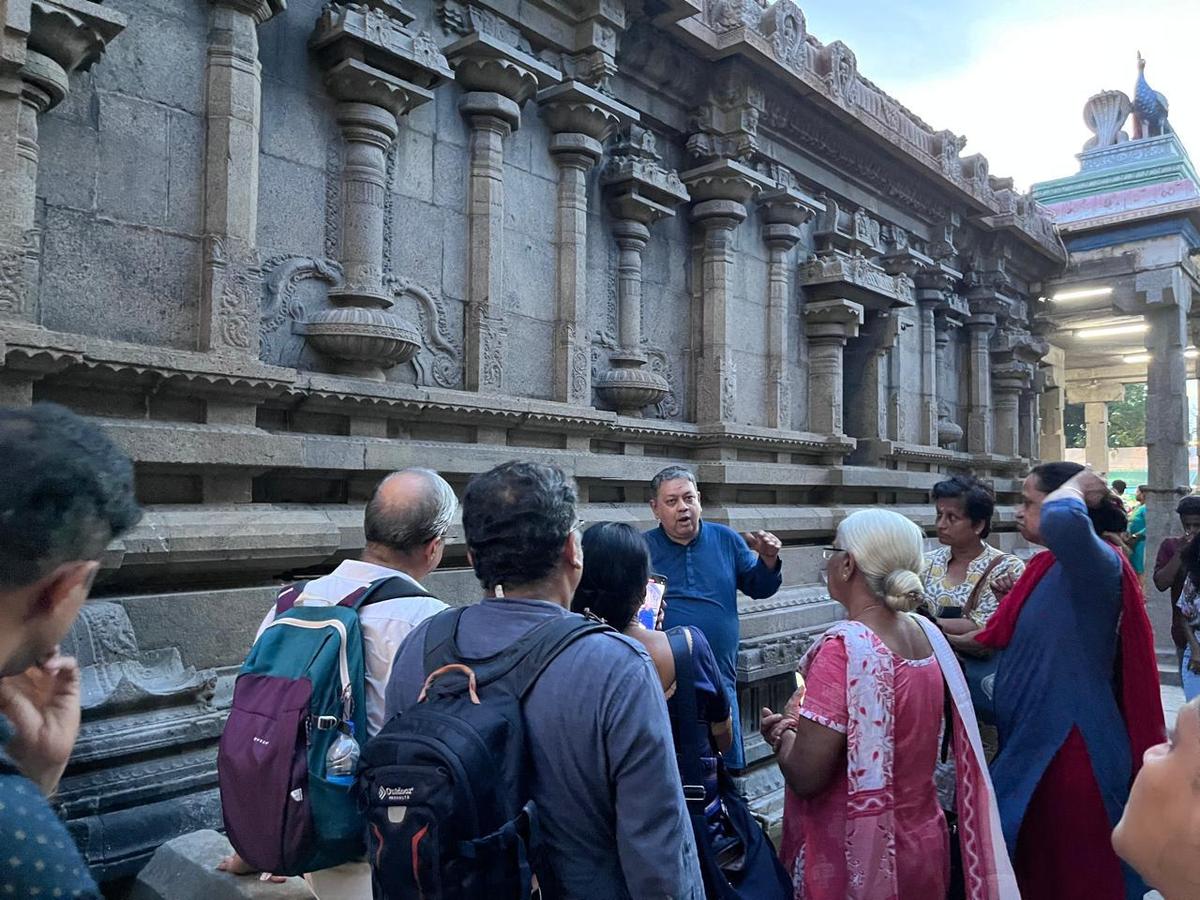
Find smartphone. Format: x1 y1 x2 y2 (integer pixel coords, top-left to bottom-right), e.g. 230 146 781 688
637 575 668 630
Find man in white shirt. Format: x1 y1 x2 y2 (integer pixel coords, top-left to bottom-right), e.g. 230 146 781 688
219 467 455 895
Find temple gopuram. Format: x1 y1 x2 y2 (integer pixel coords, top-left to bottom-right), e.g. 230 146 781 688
1 0 1070 886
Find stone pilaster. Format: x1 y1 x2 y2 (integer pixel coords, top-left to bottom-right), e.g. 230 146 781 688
537 81 635 406
306 3 453 380
912 267 959 446
965 313 995 454
1 1 124 323
681 159 772 424
1038 346 1066 462
990 361 1030 458
758 187 816 430
598 126 689 415
933 310 964 447
804 299 863 435
200 0 284 358
447 33 560 393
845 310 899 447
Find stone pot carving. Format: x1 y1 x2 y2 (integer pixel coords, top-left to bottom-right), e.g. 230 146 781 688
300 305 422 380
594 350 670 414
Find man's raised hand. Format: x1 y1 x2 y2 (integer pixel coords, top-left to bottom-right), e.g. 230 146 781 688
744 530 782 566
0 653 82 796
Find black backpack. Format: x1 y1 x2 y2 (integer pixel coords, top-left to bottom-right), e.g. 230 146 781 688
358 607 609 899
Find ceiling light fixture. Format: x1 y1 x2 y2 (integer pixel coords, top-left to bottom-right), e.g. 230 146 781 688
1075 323 1148 339
1051 286 1114 302
1120 348 1199 364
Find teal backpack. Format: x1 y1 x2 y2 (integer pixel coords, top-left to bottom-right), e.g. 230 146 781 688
217 576 433 875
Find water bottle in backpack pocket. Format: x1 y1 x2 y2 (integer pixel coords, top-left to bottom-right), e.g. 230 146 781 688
359 607 610 899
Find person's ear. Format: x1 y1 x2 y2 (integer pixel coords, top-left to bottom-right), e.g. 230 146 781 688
842 552 856 581
563 530 583 571
31 560 99 618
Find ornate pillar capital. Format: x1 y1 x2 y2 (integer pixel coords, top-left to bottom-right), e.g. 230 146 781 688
758 185 819 249
28 0 126 89
682 158 773 223
602 125 690 226
209 0 286 24
538 80 636 162
804 298 864 342
447 31 560 131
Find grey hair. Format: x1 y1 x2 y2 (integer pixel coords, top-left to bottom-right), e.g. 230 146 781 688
650 465 697 497
364 468 457 554
836 509 926 613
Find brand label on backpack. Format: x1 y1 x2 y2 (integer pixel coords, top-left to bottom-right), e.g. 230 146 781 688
378 785 415 802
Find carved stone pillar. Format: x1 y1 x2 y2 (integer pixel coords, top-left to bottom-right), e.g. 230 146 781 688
447 33 559 393
804 299 863 435
845 311 899 446
201 0 284 357
681 159 772 424
758 188 816 430
307 4 453 380
1084 401 1110 477
1019 380 1040 461
597 126 689 415
990 362 1030 458
965 313 995 454
912 267 958 446
537 81 635 406
933 311 964 447
1 1 124 323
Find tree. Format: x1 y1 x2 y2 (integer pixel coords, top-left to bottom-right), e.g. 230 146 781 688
1108 382 1146 448
1064 403 1085 448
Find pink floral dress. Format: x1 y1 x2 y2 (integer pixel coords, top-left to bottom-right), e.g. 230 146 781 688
781 626 949 899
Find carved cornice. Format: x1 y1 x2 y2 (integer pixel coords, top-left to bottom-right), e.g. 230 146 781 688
654 6 1061 261
602 125 690 224
311 2 453 91
800 250 914 310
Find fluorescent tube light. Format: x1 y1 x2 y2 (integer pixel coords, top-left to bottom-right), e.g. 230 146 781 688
1120 348 1199 364
1075 323 1148 339
1051 287 1114 302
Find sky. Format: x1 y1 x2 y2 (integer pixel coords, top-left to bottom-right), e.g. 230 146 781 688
801 0 1200 191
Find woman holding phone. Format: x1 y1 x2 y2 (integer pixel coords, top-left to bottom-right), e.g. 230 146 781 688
572 522 789 899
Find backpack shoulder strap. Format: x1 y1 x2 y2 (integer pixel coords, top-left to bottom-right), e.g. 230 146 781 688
503 615 612 700
353 574 436 609
274 581 309 615
666 627 708 801
421 606 468 675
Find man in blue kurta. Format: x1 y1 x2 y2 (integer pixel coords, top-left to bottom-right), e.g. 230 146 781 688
644 466 783 769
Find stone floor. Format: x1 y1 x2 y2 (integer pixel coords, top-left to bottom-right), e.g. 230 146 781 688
1162 683 1188 724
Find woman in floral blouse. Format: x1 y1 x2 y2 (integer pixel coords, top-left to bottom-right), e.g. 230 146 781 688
922 476 1025 630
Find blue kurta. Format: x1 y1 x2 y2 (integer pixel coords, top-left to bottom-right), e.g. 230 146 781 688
991 496 1142 897
644 521 783 768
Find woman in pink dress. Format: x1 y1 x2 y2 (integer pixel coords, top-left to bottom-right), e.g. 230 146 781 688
760 510 1014 900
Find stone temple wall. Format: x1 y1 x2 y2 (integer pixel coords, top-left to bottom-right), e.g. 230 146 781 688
0 0 1063 882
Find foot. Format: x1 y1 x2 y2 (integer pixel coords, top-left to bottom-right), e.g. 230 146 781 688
217 852 288 883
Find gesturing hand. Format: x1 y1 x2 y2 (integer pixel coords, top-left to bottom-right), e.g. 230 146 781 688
0 653 82 797
744 530 782 566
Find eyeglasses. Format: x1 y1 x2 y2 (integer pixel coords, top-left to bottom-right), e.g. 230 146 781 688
821 546 846 560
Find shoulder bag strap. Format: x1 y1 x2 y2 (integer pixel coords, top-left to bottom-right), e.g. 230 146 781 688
964 554 1007 618
274 581 309 615
355 575 436 608
666 628 708 806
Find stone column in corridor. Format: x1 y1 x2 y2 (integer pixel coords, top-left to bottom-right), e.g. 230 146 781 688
1085 401 1111 477
1039 344 1067 462
0 1 124 323
201 0 285 358
447 33 559 393
537 81 636 406
804 299 864 435
307 4 454 380
597 126 689 414
681 159 772 423
933 309 964 447
1141 277 1193 659
759 187 817 430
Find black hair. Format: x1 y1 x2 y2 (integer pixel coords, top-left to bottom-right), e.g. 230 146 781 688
462 461 575 590
931 475 995 539
1179 496 1200 518
0 403 142 589
1029 461 1128 535
1111 480 1127 495
571 523 651 628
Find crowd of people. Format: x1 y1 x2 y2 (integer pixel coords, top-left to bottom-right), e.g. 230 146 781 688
1 402 1200 899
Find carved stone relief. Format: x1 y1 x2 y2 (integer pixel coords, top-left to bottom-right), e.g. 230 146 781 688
260 255 345 369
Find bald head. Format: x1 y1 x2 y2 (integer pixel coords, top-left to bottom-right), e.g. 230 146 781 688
364 469 457 560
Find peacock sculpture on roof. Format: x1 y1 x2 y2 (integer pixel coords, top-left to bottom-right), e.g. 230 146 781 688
1132 51 1171 139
